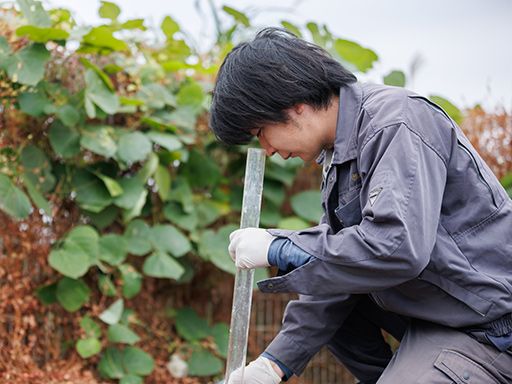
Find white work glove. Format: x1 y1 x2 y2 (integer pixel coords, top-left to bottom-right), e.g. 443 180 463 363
227 356 282 384
228 228 275 269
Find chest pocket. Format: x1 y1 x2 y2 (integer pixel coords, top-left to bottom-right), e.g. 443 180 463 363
330 159 363 229
335 194 362 228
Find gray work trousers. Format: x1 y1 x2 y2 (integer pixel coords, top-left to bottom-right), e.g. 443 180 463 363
326 295 512 384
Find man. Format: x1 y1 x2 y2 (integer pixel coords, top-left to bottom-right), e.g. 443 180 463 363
210 28 512 383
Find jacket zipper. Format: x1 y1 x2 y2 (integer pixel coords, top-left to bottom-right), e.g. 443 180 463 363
458 143 497 207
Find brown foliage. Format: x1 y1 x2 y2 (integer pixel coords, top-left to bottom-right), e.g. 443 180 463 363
461 107 512 180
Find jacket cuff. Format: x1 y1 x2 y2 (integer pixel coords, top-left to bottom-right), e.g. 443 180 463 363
264 332 315 376
260 352 293 381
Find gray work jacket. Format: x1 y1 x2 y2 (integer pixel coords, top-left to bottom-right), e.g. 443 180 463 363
257 82 512 375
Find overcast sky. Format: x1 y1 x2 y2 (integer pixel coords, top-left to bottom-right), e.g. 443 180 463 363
47 0 512 112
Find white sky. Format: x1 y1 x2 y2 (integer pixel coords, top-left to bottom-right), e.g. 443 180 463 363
46 0 512 112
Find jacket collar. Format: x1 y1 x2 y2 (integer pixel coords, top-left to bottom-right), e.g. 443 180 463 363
316 82 362 165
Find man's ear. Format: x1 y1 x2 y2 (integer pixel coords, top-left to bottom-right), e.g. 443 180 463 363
293 103 305 115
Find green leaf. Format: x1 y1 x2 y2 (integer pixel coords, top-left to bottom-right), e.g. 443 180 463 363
197 224 238 275
120 375 143 384
175 257 194 284
334 39 378 73
98 347 124 379
72 169 113 213
136 83 176 109
80 125 117 158
6 42 50 86
56 277 90 312
117 132 152 164
155 165 171 201
124 220 152 256
121 201 146 226
99 299 124 325
222 6 250 27
383 70 406 87
36 282 58 305
84 95 96 118
0 36 10 58
22 175 51 215
95 173 123 197
81 26 128 52
188 346 223 376
120 19 145 31
163 201 198 232
176 81 204 109
290 190 322 222
48 244 90 278
429 95 463 125
80 315 102 338
98 274 117 296
49 121 81 158
76 337 102 358
16 25 69 42
122 347 154 376
306 22 327 46
20 144 47 169
265 162 296 186
64 225 100 265
17 0 51 27
278 216 310 230
114 175 146 210
48 8 73 27
182 149 221 188
119 264 142 299
196 200 227 228
138 152 159 182
108 323 140 345
99 1 120 20
169 178 194 213
280 21 302 37
175 308 209 341
260 202 282 227
20 144 55 193
165 107 197 131
0 174 32 219
150 224 191 257
263 179 285 207
84 205 119 230
56 104 80 127
99 234 127 265
0 37 11 67
161 16 180 39
84 69 119 115
18 89 51 116
146 131 182 152
501 173 512 195
79 57 114 91
143 251 185 279
210 323 229 358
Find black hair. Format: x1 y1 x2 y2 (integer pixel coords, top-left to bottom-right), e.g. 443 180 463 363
209 27 357 145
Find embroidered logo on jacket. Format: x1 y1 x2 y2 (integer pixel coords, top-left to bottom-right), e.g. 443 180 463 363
369 187 383 206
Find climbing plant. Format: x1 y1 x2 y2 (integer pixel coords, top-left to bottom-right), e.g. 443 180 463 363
0 0 475 381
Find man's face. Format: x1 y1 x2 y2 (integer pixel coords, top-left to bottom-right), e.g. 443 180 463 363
250 104 328 162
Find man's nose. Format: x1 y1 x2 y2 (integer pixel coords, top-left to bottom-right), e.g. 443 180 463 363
265 147 276 156
259 140 276 156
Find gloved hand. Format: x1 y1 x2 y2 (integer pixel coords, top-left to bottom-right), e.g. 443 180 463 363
228 228 275 269
227 356 283 384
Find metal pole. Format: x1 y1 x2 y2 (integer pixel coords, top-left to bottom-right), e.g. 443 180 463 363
224 148 266 383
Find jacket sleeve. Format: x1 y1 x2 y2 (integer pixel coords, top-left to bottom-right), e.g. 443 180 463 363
264 293 360 375
258 123 448 295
